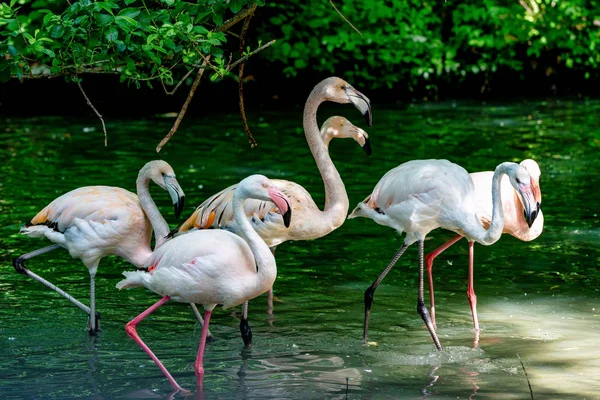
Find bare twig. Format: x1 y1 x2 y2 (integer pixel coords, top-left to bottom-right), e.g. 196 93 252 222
77 80 107 146
238 7 258 148
519 0 534 15
156 57 211 153
328 0 363 37
216 4 258 33
227 40 276 72
162 67 195 95
517 354 534 400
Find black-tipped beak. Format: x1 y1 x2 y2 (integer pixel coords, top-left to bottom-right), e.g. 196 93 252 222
362 137 372 156
345 87 372 127
522 199 537 228
174 195 185 219
524 201 541 228
282 201 292 228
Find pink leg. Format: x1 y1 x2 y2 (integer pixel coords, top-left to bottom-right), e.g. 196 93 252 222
125 296 184 393
467 241 480 338
194 309 213 389
425 235 463 329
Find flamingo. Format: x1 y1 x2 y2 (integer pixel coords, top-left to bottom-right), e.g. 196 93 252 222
170 77 372 346
116 174 292 392
348 159 539 350
425 159 543 337
12 160 185 334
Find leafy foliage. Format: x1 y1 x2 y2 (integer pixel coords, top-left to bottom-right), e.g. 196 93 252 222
0 0 263 86
259 0 600 92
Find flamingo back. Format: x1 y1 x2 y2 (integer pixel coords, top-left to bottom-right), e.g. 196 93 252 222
171 179 321 247
350 159 476 240
21 186 152 267
118 230 272 308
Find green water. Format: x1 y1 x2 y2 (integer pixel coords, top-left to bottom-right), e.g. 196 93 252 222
1 99 599 399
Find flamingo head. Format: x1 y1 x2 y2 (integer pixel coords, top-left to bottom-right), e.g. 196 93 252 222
520 159 542 218
236 175 292 228
505 163 538 228
319 77 372 127
320 116 371 156
143 160 186 218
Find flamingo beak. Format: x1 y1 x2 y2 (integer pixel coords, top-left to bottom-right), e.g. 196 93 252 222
519 185 537 228
268 188 292 228
350 126 371 156
344 86 372 127
165 176 185 218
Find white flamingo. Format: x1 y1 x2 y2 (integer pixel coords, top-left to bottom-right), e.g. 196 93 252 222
13 160 185 334
170 77 372 346
348 159 539 350
425 159 543 338
116 174 292 392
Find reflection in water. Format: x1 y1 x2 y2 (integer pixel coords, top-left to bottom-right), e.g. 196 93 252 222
0 99 599 399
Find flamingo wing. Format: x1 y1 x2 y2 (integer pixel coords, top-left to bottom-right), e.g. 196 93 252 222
171 179 303 246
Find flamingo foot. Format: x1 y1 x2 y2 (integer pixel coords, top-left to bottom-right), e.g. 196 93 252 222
240 317 253 348
12 256 28 274
88 312 101 336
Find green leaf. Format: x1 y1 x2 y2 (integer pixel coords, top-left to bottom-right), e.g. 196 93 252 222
41 47 55 58
212 12 223 26
95 14 114 27
50 24 64 38
118 8 140 19
7 45 17 56
230 0 243 14
105 26 118 42
124 0 137 4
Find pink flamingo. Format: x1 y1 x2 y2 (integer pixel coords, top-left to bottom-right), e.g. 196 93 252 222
116 174 292 392
348 159 539 350
170 77 372 346
12 160 185 334
425 159 543 338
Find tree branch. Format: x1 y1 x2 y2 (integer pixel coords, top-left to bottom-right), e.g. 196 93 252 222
162 67 195 96
329 0 363 37
155 3 260 152
77 81 107 146
156 57 211 153
216 4 258 33
227 40 276 72
238 7 258 148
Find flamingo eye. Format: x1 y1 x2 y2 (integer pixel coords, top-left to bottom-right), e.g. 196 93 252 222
516 178 522 184
262 183 268 188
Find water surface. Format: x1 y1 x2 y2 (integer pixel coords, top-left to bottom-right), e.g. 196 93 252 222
0 98 599 399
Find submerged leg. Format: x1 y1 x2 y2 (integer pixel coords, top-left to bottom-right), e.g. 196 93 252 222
425 235 464 329
267 288 274 315
417 240 443 351
13 244 91 315
466 241 480 346
125 296 185 392
267 246 277 315
363 242 410 344
240 301 253 348
190 303 214 341
88 267 100 335
194 309 213 389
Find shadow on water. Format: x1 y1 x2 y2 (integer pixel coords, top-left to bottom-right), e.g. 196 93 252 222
0 98 599 399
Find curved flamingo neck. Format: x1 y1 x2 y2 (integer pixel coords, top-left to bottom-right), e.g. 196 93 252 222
303 86 349 230
460 163 512 245
232 195 277 285
136 167 169 250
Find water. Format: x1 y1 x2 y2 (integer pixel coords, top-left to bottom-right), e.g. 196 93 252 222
1 98 599 399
